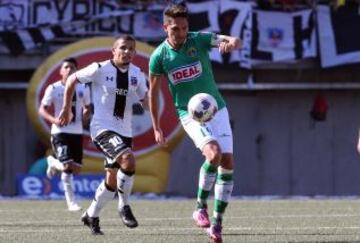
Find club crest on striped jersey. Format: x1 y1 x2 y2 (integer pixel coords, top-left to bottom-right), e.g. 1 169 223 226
168 61 202 85
78 90 84 98
130 76 138 86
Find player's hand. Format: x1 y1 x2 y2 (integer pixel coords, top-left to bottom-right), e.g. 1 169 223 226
154 128 167 147
218 42 233 54
219 38 241 54
58 108 73 127
52 117 62 126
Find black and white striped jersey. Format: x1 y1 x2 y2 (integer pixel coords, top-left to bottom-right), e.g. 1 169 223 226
75 60 148 138
41 80 91 134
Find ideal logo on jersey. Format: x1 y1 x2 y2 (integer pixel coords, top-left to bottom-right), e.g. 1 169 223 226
168 61 202 85
16 174 103 198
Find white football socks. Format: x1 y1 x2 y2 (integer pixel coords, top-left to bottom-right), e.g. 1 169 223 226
117 169 134 210
61 172 75 207
48 155 64 171
87 181 115 217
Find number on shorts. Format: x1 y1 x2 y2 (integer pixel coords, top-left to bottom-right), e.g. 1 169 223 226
109 136 122 147
200 126 212 137
57 145 67 157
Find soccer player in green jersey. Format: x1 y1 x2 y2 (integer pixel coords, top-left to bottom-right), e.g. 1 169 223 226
148 4 241 243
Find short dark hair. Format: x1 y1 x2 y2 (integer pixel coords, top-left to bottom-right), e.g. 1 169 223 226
115 34 136 42
163 4 188 23
113 34 136 48
63 57 78 68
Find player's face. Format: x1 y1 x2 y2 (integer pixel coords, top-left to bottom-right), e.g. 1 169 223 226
164 17 188 49
60 61 76 82
112 39 136 68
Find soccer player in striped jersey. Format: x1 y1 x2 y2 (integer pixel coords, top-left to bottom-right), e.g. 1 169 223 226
148 4 241 243
58 35 148 235
39 57 91 211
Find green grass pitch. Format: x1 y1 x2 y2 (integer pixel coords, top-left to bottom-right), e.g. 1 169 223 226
1 198 360 242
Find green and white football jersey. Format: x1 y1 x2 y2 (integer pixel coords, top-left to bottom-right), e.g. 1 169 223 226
149 32 226 118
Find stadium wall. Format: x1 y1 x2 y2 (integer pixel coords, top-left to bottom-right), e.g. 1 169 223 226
0 90 39 195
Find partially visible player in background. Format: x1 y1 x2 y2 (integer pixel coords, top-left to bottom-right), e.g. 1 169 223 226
58 35 148 235
39 57 91 211
148 4 241 243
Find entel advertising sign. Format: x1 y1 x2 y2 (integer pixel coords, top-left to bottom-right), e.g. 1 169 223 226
16 174 103 198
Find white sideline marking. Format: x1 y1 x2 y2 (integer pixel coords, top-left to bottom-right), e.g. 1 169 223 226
5 213 356 219
2 226 360 234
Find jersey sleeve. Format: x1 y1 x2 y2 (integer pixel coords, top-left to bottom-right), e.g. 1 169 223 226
149 48 164 76
75 62 99 84
41 85 54 106
196 32 214 50
136 71 148 100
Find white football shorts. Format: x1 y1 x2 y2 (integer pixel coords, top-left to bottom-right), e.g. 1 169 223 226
180 107 233 153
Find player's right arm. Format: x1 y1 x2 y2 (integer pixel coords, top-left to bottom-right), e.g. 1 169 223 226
58 74 77 126
59 62 99 127
39 104 59 125
148 73 166 146
38 85 60 125
149 47 167 146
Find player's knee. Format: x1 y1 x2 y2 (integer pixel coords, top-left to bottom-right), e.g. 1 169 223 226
203 142 222 165
118 152 136 173
207 152 222 166
72 166 81 175
105 181 116 191
220 153 234 170
63 163 73 174
119 167 135 177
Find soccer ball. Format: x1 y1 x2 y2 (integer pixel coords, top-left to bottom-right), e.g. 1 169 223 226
187 93 218 123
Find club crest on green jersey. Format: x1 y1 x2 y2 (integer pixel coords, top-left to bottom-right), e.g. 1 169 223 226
187 47 197 58
168 61 202 85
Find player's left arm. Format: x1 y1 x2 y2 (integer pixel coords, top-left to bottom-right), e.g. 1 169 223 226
140 92 149 111
212 34 242 54
136 71 149 111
